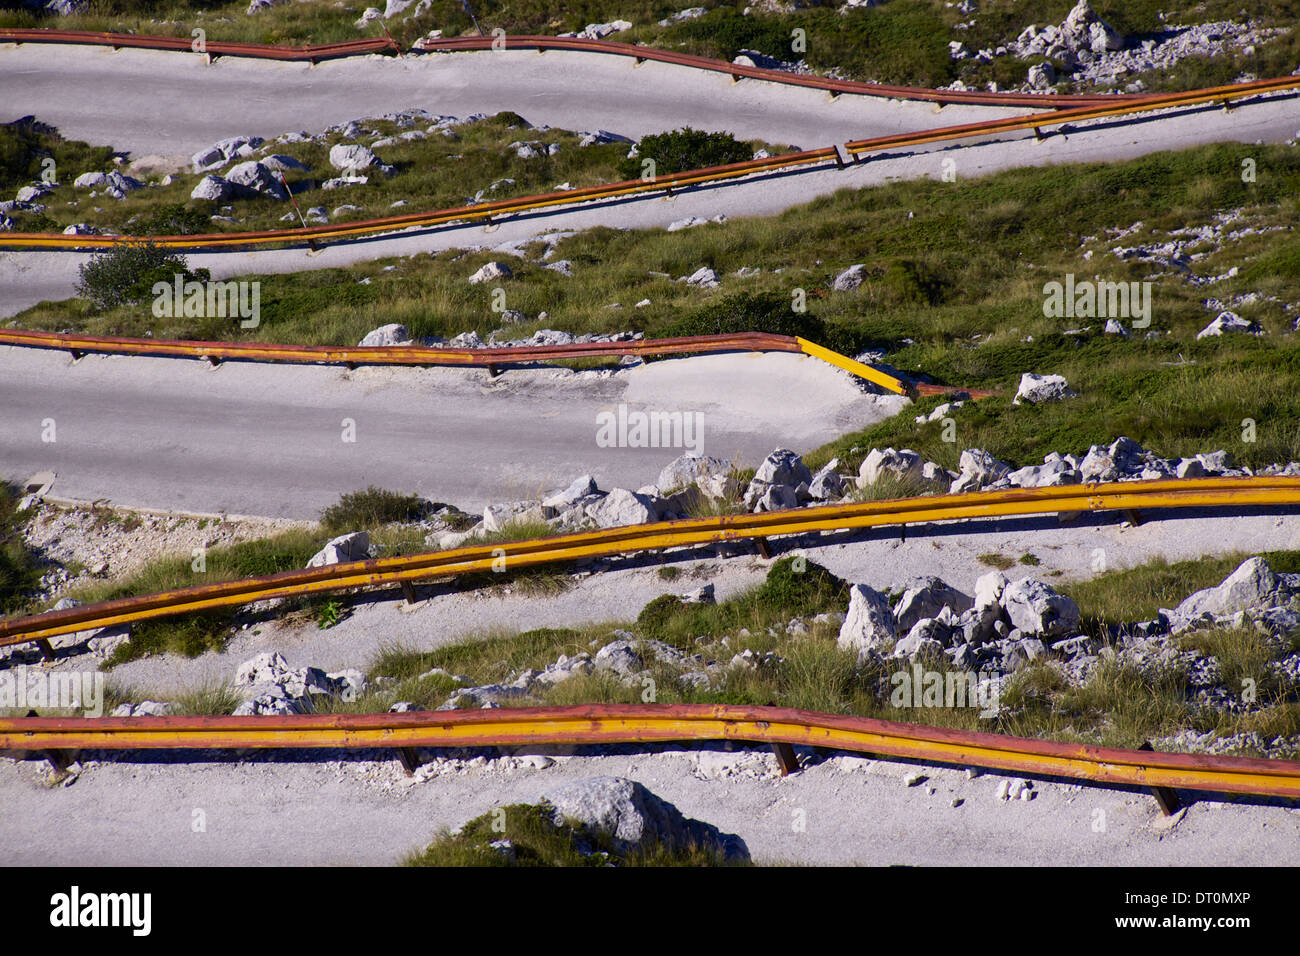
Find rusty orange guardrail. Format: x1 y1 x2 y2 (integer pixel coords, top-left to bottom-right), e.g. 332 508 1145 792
0 72 1295 253
842 71 1300 157
0 146 842 250
0 328 979 398
0 28 398 61
3 703 1298 801
4 476 1299 651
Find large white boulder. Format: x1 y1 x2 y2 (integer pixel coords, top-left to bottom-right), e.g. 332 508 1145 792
656 454 730 494
357 323 411 347
1169 557 1282 632
857 447 923 488
837 584 897 657
753 449 812 488
190 175 233 202
543 475 599 510
832 264 867 291
1060 0 1124 53
950 448 1012 493
329 143 381 172
72 170 142 197
1001 578 1080 637
1196 311 1264 339
894 577 973 632
538 776 742 858
1013 372 1076 405
468 261 513 284
585 488 657 528
226 160 289 200
306 531 371 568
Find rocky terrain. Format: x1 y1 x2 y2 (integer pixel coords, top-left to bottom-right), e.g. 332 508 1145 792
947 0 1290 94
19 502 302 604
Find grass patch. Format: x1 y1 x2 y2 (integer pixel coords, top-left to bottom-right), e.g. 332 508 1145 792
0 483 41 615
1063 550 1300 636
369 627 596 688
0 114 113 193
320 486 429 534
636 556 848 650
618 127 751 179
977 553 1016 571
171 681 244 716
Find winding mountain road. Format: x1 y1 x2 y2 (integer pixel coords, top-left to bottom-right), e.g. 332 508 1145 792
1 43 1297 516
0 43 1295 313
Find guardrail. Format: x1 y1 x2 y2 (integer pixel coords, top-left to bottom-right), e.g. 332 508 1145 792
1 27 1121 106
3 704 1298 801
0 28 398 61
2 73 1295 253
4 476 1299 649
0 328 982 398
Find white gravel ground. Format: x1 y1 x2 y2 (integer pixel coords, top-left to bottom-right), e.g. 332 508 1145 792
2 740 1294 866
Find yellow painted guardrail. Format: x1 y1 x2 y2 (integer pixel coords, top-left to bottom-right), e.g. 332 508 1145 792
4 704 1299 800
4 476 1298 649
0 328 935 396
0 75 1295 252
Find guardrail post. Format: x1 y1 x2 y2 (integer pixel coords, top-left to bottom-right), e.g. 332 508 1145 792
771 741 799 775
754 537 771 559
400 581 417 603
395 747 422 775
1139 742 1182 815
24 711 76 772
34 639 56 662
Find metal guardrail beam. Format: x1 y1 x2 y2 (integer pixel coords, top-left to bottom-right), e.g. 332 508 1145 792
0 74 1295 252
0 28 397 61
3 477 1298 647
842 72 1300 157
3 704 1297 799
0 329 937 395
0 328 796 367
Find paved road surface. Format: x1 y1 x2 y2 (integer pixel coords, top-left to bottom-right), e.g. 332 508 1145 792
0 346 905 518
